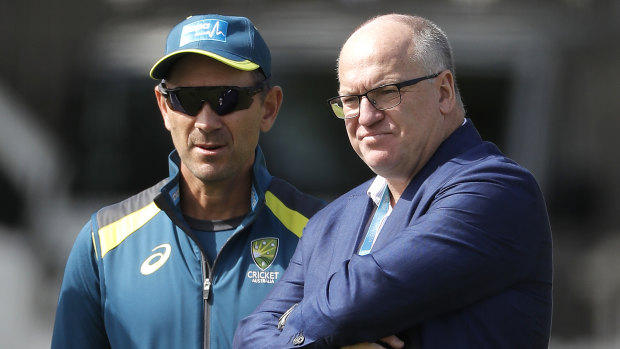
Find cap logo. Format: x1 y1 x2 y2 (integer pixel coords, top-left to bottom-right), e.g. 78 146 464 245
180 19 228 47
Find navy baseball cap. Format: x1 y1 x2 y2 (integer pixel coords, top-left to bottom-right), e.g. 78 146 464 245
150 14 271 79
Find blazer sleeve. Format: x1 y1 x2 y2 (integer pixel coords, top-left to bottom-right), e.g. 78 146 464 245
233 229 308 349
276 161 552 348
51 221 110 349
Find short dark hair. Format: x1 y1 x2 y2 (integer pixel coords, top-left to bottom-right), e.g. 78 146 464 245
252 69 271 101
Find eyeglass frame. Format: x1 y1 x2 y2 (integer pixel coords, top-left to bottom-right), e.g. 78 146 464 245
326 72 441 119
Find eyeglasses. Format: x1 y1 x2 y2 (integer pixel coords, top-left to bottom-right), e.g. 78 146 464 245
326 73 440 119
158 79 268 116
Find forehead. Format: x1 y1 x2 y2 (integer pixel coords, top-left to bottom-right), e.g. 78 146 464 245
167 54 254 87
338 20 419 93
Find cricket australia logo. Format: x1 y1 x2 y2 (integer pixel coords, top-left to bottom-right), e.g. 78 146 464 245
247 238 280 284
252 238 278 270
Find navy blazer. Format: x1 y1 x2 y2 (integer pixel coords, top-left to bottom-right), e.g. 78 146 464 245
234 120 552 349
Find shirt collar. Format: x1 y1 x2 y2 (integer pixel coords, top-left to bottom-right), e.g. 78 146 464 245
367 175 388 206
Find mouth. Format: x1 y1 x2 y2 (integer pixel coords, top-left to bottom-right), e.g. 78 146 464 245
190 130 228 154
199 144 224 150
360 131 389 140
194 143 226 154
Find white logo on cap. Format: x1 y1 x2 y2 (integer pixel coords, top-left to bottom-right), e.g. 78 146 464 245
180 19 228 46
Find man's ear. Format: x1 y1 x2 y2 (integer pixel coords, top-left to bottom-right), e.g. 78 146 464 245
437 70 456 115
260 85 283 132
154 84 172 131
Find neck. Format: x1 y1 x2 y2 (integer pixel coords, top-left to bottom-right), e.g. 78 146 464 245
180 170 252 221
385 114 465 205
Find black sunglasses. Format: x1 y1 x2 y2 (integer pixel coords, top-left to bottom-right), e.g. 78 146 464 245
158 79 269 116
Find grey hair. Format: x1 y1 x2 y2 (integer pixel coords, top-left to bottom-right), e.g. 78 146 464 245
385 14 461 102
410 19 454 74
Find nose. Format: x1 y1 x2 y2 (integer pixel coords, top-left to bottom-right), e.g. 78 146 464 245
194 103 222 131
356 96 384 126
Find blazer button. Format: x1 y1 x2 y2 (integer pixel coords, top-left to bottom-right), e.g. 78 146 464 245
292 333 305 346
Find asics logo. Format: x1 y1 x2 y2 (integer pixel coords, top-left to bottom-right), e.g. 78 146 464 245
140 243 171 275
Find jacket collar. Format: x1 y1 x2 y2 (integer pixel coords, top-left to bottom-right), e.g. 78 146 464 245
399 118 482 203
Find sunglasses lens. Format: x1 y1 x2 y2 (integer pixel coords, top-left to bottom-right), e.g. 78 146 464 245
215 88 239 116
164 83 262 116
172 91 203 116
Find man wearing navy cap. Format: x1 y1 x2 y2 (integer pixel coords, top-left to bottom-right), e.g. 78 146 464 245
51 14 324 349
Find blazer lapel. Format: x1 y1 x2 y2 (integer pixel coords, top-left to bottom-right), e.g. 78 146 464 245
370 119 484 252
370 185 417 251
327 193 374 275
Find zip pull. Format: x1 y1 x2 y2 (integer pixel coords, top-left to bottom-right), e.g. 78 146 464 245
203 278 211 300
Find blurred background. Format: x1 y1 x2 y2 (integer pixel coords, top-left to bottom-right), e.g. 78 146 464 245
1 0 619 347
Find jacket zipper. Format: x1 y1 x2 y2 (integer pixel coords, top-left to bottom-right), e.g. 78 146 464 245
203 210 260 348
156 189 263 348
202 253 211 349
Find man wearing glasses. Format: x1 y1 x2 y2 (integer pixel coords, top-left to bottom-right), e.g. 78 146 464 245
234 13 552 349
51 14 324 349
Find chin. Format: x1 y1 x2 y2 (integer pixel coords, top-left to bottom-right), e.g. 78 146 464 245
361 151 393 168
186 164 225 182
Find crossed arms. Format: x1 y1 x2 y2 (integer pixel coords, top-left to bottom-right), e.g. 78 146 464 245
234 160 551 348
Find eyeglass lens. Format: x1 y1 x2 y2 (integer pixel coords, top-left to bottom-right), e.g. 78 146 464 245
331 85 401 119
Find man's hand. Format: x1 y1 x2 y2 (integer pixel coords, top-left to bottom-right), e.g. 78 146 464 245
342 335 404 349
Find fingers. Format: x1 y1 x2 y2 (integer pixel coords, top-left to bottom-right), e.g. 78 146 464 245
342 342 384 349
378 335 405 349
341 335 405 349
